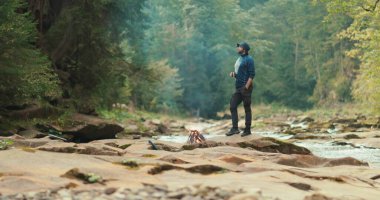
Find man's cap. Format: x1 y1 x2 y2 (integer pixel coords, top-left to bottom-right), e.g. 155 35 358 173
237 42 250 51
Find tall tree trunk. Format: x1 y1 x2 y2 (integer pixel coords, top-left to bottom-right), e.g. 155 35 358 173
294 38 299 80
315 51 322 101
39 0 44 32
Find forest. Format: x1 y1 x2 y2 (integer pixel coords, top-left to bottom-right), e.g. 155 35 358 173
1 0 379 118
1 1 380 199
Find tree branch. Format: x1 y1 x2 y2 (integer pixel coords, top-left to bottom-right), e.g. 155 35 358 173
361 0 380 12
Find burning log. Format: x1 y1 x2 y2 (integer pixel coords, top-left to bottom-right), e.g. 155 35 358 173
187 130 206 144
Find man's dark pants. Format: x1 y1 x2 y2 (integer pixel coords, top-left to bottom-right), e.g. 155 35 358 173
230 86 252 129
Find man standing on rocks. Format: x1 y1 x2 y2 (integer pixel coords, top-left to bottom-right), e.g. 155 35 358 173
226 42 255 137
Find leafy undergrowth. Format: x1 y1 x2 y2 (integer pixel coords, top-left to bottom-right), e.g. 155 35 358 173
0 105 75 134
61 168 105 184
98 108 188 123
0 139 13 150
219 103 376 121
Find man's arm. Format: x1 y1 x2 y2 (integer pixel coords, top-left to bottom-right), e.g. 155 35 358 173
245 77 253 89
245 58 255 89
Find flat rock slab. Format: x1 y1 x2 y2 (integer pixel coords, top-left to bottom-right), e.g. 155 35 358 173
1 138 380 199
151 136 311 155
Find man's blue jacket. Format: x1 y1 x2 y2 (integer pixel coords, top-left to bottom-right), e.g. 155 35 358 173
235 54 255 89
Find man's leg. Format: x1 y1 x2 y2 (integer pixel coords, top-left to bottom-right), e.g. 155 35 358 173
241 89 252 137
230 91 243 128
243 96 252 128
227 90 242 136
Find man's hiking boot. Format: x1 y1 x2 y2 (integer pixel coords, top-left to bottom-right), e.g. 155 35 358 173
226 128 240 136
241 128 251 137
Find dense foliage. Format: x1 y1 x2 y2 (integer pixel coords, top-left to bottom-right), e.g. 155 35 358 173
0 0 378 117
144 0 359 114
319 0 380 112
0 0 60 106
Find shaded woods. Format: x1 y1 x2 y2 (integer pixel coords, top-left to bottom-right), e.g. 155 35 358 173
1 1 380 199
1 0 379 118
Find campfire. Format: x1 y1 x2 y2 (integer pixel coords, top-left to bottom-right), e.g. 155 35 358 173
187 130 206 144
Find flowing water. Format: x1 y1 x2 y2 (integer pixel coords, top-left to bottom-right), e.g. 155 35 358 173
295 141 380 168
157 130 380 168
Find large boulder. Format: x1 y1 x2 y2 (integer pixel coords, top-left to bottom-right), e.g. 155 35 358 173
235 137 312 155
37 113 124 142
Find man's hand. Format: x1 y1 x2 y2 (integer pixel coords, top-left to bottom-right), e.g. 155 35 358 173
245 78 253 89
229 72 236 78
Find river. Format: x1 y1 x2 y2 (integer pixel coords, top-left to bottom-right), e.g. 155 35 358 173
157 130 380 168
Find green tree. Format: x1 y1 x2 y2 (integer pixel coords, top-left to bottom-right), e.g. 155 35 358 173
37 0 147 111
249 0 357 108
144 0 259 117
0 0 60 107
320 0 380 113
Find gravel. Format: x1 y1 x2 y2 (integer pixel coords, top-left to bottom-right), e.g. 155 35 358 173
0 185 254 200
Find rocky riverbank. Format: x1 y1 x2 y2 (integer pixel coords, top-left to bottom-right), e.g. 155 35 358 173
1 113 380 200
